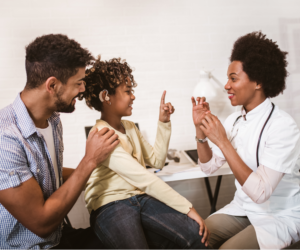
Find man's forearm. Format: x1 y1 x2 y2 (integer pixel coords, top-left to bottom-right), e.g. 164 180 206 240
38 158 96 237
0 157 95 239
196 127 213 163
62 167 75 182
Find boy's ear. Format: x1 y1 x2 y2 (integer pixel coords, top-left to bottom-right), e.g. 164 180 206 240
45 77 59 94
101 91 106 101
100 90 110 102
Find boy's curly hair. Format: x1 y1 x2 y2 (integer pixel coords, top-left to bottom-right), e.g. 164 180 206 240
230 31 288 98
82 56 137 112
25 34 94 89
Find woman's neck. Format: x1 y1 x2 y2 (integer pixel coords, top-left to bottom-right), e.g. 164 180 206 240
101 112 125 134
243 92 266 113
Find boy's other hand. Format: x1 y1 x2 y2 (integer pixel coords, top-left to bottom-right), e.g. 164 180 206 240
187 207 210 247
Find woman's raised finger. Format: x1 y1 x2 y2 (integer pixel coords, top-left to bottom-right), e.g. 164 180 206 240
191 97 196 107
200 96 206 104
203 102 210 110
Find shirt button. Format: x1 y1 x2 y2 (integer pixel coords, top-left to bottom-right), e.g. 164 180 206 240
37 169 40 173
9 171 14 176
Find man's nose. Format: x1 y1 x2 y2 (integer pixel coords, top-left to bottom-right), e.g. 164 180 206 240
81 83 86 92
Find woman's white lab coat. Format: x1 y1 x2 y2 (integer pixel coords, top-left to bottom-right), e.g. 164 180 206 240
212 98 300 249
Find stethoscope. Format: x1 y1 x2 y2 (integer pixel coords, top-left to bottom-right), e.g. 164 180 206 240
229 103 275 167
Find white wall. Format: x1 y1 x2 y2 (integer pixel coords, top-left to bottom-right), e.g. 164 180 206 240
1 0 300 228
1 0 300 165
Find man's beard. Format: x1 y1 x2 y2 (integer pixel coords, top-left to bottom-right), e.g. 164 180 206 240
55 90 83 113
55 96 75 113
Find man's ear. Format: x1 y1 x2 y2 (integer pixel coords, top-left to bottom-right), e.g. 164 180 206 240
45 77 60 94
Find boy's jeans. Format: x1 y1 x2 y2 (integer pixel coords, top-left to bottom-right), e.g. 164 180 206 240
90 194 207 249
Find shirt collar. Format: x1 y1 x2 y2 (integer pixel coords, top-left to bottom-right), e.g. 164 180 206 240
95 119 127 136
12 93 60 139
241 98 272 121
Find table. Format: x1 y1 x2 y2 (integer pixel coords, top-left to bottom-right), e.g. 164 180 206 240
148 151 233 214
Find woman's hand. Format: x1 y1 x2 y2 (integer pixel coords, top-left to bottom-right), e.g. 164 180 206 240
187 207 210 247
192 97 210 127
200 113 228 148
159 91 175 123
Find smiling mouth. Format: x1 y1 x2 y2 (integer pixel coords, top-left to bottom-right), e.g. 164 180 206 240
228 94 234 99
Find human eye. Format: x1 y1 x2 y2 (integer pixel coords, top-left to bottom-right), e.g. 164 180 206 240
126 89 134 94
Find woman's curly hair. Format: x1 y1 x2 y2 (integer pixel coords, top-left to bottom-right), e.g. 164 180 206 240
230 31 288 98
82 56 137 111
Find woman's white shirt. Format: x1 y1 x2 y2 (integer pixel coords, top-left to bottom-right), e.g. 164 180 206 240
199 98 300 249
199 153 284 204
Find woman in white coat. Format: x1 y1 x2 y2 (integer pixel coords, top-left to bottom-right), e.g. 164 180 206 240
193 31 300 249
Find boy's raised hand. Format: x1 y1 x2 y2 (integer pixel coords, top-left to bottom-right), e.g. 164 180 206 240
159 90 175 123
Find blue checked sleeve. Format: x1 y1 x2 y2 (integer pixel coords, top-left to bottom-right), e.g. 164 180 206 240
0 133 33 190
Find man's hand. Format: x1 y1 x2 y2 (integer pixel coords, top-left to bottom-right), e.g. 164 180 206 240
187 207 210 247
84 127 119 168
200 113 228 148
159 91 175 123
192 96 210 127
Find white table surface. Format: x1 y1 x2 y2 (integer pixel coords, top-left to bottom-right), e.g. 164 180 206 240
148 150 232 182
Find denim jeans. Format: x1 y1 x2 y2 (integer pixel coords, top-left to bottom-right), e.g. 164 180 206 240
90 194 207 249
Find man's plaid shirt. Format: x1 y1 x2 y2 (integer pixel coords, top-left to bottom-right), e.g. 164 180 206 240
0 94 64 249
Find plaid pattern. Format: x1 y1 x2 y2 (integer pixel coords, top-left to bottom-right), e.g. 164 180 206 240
0 94 64 249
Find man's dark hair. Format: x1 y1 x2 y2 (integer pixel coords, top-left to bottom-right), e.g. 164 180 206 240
230 31 288 98
25 34 94 89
